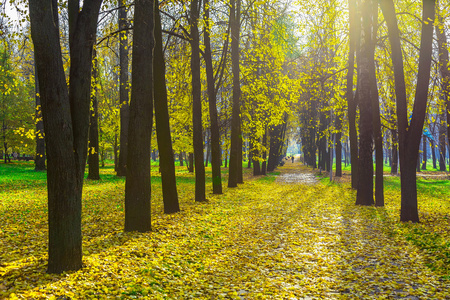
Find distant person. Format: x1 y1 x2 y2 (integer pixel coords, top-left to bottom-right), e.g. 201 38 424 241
291 156 294 163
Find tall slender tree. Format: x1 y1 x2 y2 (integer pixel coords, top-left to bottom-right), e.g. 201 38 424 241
369 1 384 207
347 0 358 189
190 0 206 201
117 0 130 176
154 0 180 213
88 51 100 180
228 0 243 187
204 0 223 194
124 0 154 232
34 62 45 171
356 0 374 206
436 3 450 159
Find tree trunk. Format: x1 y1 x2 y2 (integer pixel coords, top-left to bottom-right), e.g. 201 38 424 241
88 52 100 180
204 0 222 194
347 0 358 189
124 0 154 232
335 115 342 177
205 130 210 167
247 140 252 169
261 127 267 175
114 132 118 171
30 0 102 273
436 6 450 170
431 139 437 169
422 135 427 170
439 113 446 171
228 0 242 187
356 0 374 206
34 62 46 171
267 123 284 172
2 118 7 164
188 153 194 173
369 0 383 206
190 0 206 202
154 1 180 213
117 0 130 177
391 129 398 174
179 152 184 167
380 0 435 222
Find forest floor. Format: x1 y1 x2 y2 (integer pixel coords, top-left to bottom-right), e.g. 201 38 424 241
1 162 450 299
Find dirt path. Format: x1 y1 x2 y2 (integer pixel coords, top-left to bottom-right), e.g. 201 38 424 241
276 162 319 184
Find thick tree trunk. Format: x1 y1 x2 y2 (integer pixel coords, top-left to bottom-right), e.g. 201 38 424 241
30 0 102 273
117 0 130 177
204 0 222 194
190 0 206 202
380 0 435 222
228 0 242 187
88 53 100 180
34 64 46 171
124 0 154 232
154 2 180 213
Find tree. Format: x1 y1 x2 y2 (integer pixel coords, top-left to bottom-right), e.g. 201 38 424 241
34 64 46 171
189 0 206 202
347 0 358 189
369 0 384 207
117 0 130 176
380 0 435 222
204 0 223 194
228 0 243 187
154 0 180 213
88 51 100 180
29 0 103 273
436 2 450 163
124 0 154 232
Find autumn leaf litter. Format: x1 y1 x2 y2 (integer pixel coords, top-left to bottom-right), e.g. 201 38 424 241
1 165 450 299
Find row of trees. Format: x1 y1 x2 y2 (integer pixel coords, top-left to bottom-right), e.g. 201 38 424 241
296 0 449 222
2 0 298 273
3 0 449 273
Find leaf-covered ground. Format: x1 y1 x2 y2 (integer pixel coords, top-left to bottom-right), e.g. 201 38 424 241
1 162 450 299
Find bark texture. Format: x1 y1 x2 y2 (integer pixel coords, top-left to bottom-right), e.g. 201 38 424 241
228 0 242 187
380 0 435 222
154 1 180 213
29 0 102 273
124 0 154 232
190 0 206 202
